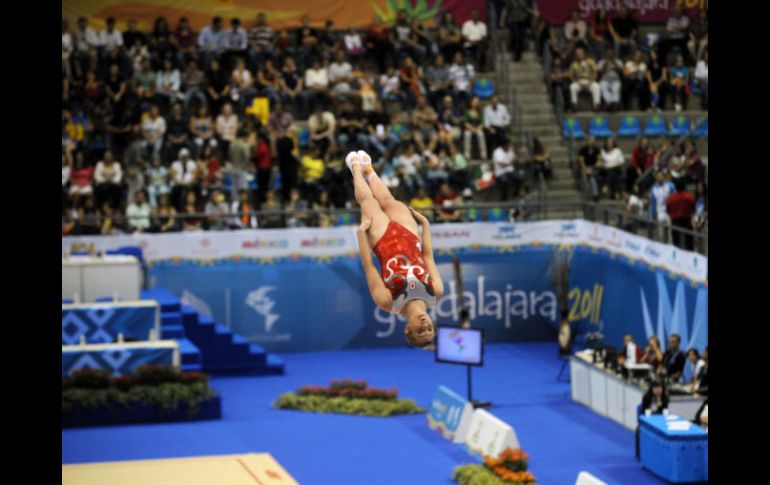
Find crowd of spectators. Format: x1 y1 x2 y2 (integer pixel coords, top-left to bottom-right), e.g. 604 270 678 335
62 9 550 235
545 7 708 112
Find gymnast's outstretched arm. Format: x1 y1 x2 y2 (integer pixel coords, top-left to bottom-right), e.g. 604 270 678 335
409 207 444 298
357 216 393 312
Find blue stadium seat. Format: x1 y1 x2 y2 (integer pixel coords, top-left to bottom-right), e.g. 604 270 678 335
336 213 354 226
692 117 708 138
562 118 585 140
95 296 116 302
466 208 483 222
272 171 282 191
668 116 691 137
642 115 668 137
617 116 641 137
298 126 310 148
487 208 508 222
690 79 701 96
588 116 613 138
472 78 495 99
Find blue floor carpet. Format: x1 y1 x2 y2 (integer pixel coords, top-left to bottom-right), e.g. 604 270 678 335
62 343 665 485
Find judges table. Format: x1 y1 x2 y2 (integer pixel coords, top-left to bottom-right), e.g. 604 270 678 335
639 415 708 483
570 351 705 431
62 255 141 302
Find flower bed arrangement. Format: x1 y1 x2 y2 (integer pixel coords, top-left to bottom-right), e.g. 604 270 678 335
62 365 221 428
274 379 424 417
454 448 537 485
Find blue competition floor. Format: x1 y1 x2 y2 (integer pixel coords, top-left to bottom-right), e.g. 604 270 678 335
62 343 665 485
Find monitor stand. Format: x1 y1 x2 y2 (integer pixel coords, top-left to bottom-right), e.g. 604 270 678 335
467 365 492 408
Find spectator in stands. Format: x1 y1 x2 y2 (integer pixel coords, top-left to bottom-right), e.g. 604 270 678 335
366 99 397 157
394 143 424 196
483 94 511 152
247 12 275 70
133 57 156 102
434 182 460 222
463 96 487 160
215 102 239 160
437 95 462 148
123 19 146 56
549 56 572 112
279 56 309 117
693 346 708 395
599 138 624 199
661 334 686 382
649 170 675 224
99 17 123 53
150 17 176 69
231 188 257 230
628 138 652 193
170 148 198 209
153 193 178 232
165 103 189 161
609 6 638 60
411 95 439 154
305 59 331 110
379 65 402 104
336 101 368 151
205 189 230 230
68 150 94 204
438 11 463 61
189 105 215 157
694 51 708 110
73 17 99 79
174 17 197 66
624 185 646 233
423 150 449 196
141 104 166 161
448 52 476 108
399 56 423 108
693 182 707 232
180 190 204 231
125 190 151 233
667 178 696 250
267 102 294 152
529 137 553 181
622 334 643 364
641 335 664 371
104 63 128 114
252 130 273 204
145 155 170 208
661 7 691 65
685 348 705 389
124 161 146 205
296 15 320 67
63 20 74 80
390 9 412 61
206 58 231 115
623 50 649 111
223 18 248 70
589 9 611 58
344 26 366 60
310 190 332 227
409 186 434 221
668 143 687 180
493 138 519 199
669 56 689 112
365 16 394 73
94 150 124 209
75 195 101 235
329 51 355 103
181 60 207 112
230 56 258 111
462 9 488 69
447 143 470 191
425 55 452 109
408 19 431 65
645 50 668 111
100 201 121 235
688 10 708 63
569 48 600 111
564 10 589 52
308 106 336 156
284 187 310 227
597 48 623 111
501 0 533 62
227 128 252 196
578 136 601 200
300 144 325 201
251 59 279 106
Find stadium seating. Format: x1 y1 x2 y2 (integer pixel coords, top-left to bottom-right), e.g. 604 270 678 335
668 116 690 137
472 78 495 99
642 115 668 137
562 118 586 140
588 116 613 138
617 116 641 138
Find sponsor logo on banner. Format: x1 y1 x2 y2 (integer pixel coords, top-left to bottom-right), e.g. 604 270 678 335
191 237 218 256
588 225 602 243
608 231 621 248
624 239 641 253
245 287 292 342
242 239 290 249
555 223 579 238
645 245 661 259
492 224 520 240
300 237 347 248
431 229 472 239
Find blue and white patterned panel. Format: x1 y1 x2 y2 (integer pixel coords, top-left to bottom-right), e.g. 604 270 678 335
61 304 158 344
62 345 176 377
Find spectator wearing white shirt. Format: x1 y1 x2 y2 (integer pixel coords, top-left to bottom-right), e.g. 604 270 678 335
492 139 520 200
461 9 488 69
648 171 675 223
694 51 708 109
62 20 74 79
379 66 401 102
74 17 100 78
145 155 170 208
448 52 476 107
155 58 183 108
623 50 649 110
344 26 366 59
483 95 511 151
142 105 166 160
215 103 239 161
597 48 623 110
305 59 331 110
308 106 336 156
230 56 257 112
599 138 624 199
205 189 231 231
223 18 248 70
170 148 198 208
94 150 123 209
99 17 123 52
126 190 152 233
230 189 257 228
564 11 588 51
328 51 354 101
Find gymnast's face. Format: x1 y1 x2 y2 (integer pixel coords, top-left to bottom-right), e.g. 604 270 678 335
405 312 435 347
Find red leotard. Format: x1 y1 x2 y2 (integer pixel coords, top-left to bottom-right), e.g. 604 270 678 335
372 222 434 300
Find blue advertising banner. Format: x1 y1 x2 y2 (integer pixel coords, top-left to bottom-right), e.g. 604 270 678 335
62 343 177 377
61 303 160 345
147 245 707 353
427 385 474 443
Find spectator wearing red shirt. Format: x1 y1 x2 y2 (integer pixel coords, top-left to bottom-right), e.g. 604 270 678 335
365 16 394 73
434 182 460 222
252 131 273 205
666 179 696 250
628 138 653 193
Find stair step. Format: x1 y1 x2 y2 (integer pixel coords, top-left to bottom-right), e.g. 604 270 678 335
181 363 203 372
141 288 181 313
179 338 202 365
161 324 185 339
161 312 183 326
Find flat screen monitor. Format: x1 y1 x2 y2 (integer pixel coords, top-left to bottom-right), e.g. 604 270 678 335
435 326 484 366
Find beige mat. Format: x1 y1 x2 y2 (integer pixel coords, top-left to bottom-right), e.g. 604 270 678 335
62 453 299 485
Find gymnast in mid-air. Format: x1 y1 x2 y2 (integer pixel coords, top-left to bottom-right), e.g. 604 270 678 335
346 150 445 348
